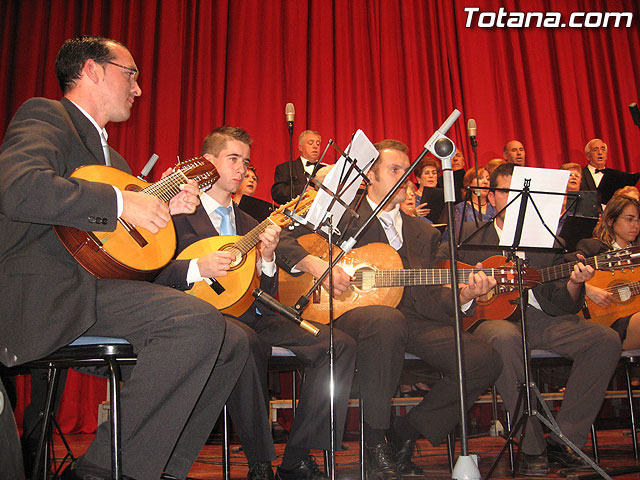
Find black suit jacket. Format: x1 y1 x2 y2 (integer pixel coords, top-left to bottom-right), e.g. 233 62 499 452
277 200 457 323
0 98 126 366
154 202 277 298
581 166 640 205
271 157 308 204
574 237 609 258
443 222 585 318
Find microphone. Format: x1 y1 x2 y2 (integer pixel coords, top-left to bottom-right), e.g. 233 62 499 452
285 103 295 135
138 153 159 180
467 119 477 150
629 103 640 128
252 289 320 336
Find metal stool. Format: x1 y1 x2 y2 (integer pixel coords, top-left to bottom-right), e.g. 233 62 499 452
619 349 640 458
25 336 135 480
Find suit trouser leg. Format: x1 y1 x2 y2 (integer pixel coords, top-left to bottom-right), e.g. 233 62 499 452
522 311 621 447
473 318 547 455
222 318 276 464
241 311 357 451
80 280 245 480
163 320 256 477
404 319 502 446
333 306 407 430
474 310 621 453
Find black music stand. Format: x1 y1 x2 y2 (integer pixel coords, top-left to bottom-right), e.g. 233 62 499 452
255 134 377 480
458 177 612 480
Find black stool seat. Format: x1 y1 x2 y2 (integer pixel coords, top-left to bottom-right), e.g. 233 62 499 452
23 336 136 480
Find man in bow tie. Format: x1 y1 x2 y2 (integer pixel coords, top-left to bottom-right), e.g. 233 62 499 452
271 130 326 204
580 138 640 205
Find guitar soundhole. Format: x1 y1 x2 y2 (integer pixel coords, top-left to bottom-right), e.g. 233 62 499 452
124 184 143 192
352 266 375 293
610 280 633 305
220 244 245 270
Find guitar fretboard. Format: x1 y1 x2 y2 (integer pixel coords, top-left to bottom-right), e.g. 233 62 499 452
539 248 640 283
232 199 314 255
141 170 189 202
361 267 501 288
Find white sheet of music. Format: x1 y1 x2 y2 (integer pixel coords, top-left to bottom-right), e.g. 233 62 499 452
305 129 378 234
500 166 570 248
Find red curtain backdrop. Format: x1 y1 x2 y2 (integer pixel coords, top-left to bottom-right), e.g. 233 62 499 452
3 0 640 433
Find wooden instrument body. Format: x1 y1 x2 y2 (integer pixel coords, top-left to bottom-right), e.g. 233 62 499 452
54 166 177 280
179 236 260 317
177 191 317 316
278 235 403 324
439 256 522 331
582 268 640 327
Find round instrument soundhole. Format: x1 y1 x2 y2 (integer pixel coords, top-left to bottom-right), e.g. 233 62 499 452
220 244 244 270
124 184 143 192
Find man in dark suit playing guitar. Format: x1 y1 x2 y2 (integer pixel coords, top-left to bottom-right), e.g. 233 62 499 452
155 127 357 480
276 139 502 479
0 37 256 480
449 163 621 476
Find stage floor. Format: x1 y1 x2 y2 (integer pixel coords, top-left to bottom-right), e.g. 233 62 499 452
50 428 640 479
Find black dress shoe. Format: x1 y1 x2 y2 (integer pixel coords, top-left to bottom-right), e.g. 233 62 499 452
518 452 550 476
395 439 424 477
275 456 328 480
546 437 589 467
366 442 400 480
249 462 275 480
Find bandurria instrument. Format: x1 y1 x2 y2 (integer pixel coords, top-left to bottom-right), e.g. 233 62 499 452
55 157 219 280
177 191 316 316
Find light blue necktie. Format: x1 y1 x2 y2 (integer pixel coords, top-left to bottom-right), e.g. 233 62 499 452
215 206 234 235
379 212 403 250
101 131 111 166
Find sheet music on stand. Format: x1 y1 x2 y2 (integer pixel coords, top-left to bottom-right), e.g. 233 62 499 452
500 166 570 248
303 129 378 235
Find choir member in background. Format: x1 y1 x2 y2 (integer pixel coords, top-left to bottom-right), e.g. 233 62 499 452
272 130 325 204
503 139 526 166
414 157 440 221
580 138 640 206
485 158 506 175
234 163 259 204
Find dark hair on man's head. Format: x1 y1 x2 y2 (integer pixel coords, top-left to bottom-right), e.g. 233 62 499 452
489 162 515 190
201 126 252 156
55 36 122 94
371 139 408 174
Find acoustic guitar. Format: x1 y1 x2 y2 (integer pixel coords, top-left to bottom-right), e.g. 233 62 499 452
177 191 316 317
446 245 640 331
278 233 540 325
581 268 640 327
55 157 219 281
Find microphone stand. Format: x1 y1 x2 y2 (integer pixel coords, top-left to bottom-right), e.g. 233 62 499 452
288 124 295 202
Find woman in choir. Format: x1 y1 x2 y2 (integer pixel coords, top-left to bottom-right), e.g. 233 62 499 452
453 166 496 224
233 163 259 203
414 157 440 220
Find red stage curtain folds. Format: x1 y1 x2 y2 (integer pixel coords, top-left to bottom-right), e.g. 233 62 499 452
2 0 640 433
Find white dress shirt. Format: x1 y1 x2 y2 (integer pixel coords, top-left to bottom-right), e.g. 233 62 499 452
186 194 277 284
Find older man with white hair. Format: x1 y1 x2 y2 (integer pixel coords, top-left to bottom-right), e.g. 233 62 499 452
580 138 640 205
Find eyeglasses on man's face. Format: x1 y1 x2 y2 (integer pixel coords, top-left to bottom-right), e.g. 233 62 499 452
101 60 139 82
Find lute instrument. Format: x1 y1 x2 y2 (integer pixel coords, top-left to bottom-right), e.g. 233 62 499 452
55 157 219 280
